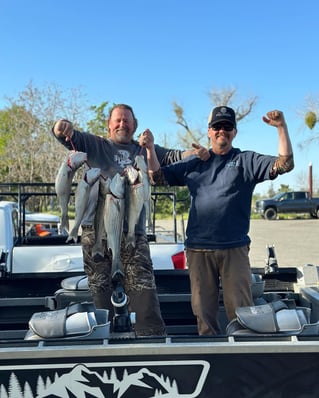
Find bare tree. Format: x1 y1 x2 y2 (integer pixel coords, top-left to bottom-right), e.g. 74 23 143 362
208 86 257 122
0 81 90 184
173 102 206 148
173 86 258 149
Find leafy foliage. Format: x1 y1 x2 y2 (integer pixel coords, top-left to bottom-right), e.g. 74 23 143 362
151 186 191 217
86 101 110 136
305 111 317 129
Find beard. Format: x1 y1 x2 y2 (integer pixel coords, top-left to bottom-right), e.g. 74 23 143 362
113 128 133 144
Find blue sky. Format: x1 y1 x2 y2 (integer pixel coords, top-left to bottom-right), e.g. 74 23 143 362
1 0 318 195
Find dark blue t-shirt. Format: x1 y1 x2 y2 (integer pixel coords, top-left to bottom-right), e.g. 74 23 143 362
162 148 277 249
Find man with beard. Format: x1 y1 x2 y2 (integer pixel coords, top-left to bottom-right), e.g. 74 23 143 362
52 103 209 336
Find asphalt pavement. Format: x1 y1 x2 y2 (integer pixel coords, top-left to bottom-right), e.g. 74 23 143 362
248 219 319 268
157 218 319 269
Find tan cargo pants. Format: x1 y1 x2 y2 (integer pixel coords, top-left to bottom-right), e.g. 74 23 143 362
186 246 253 335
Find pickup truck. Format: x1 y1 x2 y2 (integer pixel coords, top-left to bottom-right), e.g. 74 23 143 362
0 183 186 275
0 182 189 329
2 183 319 397
254 191 319 220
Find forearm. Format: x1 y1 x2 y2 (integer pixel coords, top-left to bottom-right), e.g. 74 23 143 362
270 154 294 177
182 149 195 159
146 147 168 186
146 146 160 172
271 123 294 177
277 123 293 157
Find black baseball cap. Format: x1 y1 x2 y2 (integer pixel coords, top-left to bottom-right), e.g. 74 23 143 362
208 106 236 128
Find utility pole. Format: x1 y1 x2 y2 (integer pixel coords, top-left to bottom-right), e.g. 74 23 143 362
309 162 313 198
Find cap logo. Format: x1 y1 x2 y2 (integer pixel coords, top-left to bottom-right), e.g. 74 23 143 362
208 105 236 127
216 107 232 117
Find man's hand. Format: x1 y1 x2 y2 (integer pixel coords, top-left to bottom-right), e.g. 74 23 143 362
262 110 286 128
53 119 74 141
192 143 210 161
139 129 155 149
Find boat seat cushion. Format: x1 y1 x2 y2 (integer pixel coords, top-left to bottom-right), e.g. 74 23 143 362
24 302 110 340
226 300 314 335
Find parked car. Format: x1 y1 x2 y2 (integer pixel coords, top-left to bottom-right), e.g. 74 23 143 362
0 201 60 236
254 191 319 220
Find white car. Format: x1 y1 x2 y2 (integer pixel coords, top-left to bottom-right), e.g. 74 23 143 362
1 201 60 236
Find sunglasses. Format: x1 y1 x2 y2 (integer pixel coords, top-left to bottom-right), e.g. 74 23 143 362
210 123 234 132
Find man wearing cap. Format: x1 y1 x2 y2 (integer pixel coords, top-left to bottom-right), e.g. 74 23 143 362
52 103 210 337
144 106 294 335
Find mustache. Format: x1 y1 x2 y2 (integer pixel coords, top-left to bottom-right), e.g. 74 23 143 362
115 127 130 133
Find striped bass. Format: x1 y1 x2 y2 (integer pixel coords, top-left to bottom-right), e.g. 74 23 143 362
55 151 87 234
124 164 144 249
66 167 101 243
104 173 126 279
92 176 111 261
134 155 152 230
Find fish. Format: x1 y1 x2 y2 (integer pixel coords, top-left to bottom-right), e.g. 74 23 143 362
55 151 87 234
92 176 111 261
134 155 152 230
125 180 145 248
125 164 139 185
66 167 101 243
104 173 126 279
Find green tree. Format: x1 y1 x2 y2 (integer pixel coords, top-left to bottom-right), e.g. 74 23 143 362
0 104 43 182
302 95 319 147
278 184 290 192
0 109 13 179
299 96 319 193
86 101 110 136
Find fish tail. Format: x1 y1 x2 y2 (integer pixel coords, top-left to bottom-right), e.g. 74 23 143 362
111 257 124 278
125 232 136 248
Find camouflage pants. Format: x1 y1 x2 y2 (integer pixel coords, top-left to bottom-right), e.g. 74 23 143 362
81 225 166 336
